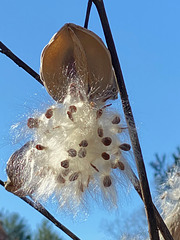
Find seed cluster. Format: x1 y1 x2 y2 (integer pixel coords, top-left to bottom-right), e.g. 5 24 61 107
6 87 132 210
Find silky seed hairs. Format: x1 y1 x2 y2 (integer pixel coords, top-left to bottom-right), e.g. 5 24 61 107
5 23 135 212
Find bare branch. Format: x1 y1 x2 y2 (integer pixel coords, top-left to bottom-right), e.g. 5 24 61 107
84 0 92 28
0 180 80 240
0 41 43 85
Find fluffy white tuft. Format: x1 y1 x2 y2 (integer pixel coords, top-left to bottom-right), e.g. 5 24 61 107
6 80 135 212
159 166 180 240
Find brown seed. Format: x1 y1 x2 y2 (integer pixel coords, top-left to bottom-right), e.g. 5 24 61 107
96 109 103 119
67 149 77 157
36 144 46 150
101 152 110 160
78 148 87 158
57 174 65 183
101 137 112 146
27 118 39 128
103 176 112 187
79 140 88 147
118 161 125 170
45 109 53 119
90 163 99 172
69 172 79 181
97 127 104 138
119 143 131 151
61 160 69 168
112 116 120 124
67 111 74 121
69 105 77 113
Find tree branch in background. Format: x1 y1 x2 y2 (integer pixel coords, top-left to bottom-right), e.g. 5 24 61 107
0 180 80 240
0 41 43 86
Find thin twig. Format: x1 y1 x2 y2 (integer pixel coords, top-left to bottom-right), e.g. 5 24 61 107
90 0 167 239
0 179 5 187
0 41 43 85
84 0 92 28
0 180 80 240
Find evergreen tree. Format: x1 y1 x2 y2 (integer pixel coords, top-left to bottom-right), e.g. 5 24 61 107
0 212 31 240
150 146 180 191
0 212 62 240
34 220 62 240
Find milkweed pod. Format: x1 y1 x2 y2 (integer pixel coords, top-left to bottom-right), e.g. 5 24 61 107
40 23 117 102
5 141 34 197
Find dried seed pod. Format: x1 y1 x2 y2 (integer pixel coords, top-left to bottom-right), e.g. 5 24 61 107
101 152 110 160
101 137 112 146
97 127 104 138
61 160 69 168
40 23 117 102
112 116 120 124
27 118 39 128
5 141 34 196
119 143 131 151
79 140 88 147
67 149 77 157
78 148 87 158
45 109 53 118
69 172 79 181
103 175 112 187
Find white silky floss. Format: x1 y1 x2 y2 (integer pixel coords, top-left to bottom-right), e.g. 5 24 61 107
6 82 133 211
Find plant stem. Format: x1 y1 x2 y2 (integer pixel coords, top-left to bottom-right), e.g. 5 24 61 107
0 180 80 240
0 41 43 85
84 0 92 28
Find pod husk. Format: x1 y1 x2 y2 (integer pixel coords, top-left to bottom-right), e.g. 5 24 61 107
40 23 117 102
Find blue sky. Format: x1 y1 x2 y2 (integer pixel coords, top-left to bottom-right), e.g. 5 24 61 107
0 1 180 239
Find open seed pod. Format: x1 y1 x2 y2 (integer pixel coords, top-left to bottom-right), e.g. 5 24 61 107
5 141 34 197
40 23 117 102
